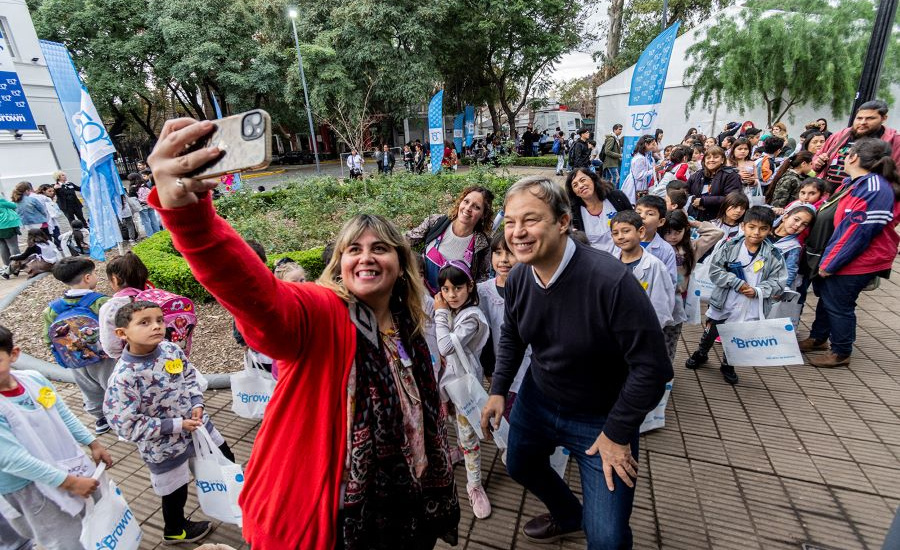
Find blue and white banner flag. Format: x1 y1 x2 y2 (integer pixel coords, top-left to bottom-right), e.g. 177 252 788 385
428 90 444 174
620 22 681 185
453 113 464 156
464 105 475 149
0 31 36 130
40 40 123 260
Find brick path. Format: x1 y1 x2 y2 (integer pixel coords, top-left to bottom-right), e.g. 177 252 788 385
48 261 900 549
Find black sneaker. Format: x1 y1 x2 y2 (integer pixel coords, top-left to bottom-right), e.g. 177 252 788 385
522 513 584 543
95 417 110 435
721 364 739 385
685 350 708 370
162 520 212 545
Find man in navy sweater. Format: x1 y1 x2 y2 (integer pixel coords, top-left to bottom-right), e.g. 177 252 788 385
481 177 672 548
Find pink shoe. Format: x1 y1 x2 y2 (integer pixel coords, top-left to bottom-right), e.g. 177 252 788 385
467 484 492 519
715 336 722 343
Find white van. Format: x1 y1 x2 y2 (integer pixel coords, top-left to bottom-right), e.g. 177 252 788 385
532 110 583 136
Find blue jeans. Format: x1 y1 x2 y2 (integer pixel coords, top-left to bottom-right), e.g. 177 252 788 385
603 167 620 186
809 273 874 356
506 374 639 549
138 208 161 236
556 154 566 173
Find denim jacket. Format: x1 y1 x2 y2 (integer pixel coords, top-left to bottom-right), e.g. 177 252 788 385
16 195 48 225
707 237 787 318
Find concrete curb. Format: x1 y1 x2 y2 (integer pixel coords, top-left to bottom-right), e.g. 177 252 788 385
1 272 233 389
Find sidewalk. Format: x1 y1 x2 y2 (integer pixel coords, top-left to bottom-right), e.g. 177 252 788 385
47 260 900 549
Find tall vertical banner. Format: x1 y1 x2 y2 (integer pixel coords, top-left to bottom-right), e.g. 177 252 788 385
619 22 681 186
464 105 475 149
0 31 37 130
453 113 464 156
428 90 444 174
40 40 123 260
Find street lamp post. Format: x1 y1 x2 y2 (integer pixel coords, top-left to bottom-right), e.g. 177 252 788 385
848 0 899 124
288 8 320 173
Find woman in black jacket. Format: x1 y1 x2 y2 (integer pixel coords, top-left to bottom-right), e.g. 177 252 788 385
566 168 632 253
686 146 742 222
52 171 86 225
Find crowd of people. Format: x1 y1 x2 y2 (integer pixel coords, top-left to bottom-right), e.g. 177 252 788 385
0 98 899 550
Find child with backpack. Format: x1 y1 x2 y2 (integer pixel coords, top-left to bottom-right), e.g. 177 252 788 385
104 301 233 546
41 257 117 435
98 252 197 360
0 324 114 550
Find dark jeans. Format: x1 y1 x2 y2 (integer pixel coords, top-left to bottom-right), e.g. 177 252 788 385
696 318 729 364
809 273 875 356
506 374 639 549
62 206 86 226
161 441 235 535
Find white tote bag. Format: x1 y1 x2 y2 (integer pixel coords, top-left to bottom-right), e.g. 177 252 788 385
691 259 716 303
716 295 803 367
442 334 511 448
639 379 673 433
231 352 276 420
769 290 803 326
191 425 244 526
683 278 702 325
80 463 142 550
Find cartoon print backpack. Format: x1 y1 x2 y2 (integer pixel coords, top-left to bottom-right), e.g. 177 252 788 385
48 293 108 368
131 288 197 356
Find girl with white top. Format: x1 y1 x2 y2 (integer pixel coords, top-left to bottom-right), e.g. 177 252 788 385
35 184 64 247
433 261 491 520
3 229 59 279
620 135 658 204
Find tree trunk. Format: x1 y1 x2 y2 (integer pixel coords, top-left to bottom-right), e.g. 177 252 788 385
603 0 626 81
487 103 501 134
106 100 128 154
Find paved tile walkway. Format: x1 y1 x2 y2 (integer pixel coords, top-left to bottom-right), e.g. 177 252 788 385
42 261 900 549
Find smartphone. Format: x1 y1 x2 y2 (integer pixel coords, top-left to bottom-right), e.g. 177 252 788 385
188 109 271 179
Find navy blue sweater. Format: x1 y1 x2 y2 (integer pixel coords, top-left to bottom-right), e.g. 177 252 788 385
490 241 672 444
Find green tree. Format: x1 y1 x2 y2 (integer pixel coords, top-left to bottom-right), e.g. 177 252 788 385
684 0 900 125
555 75 597 118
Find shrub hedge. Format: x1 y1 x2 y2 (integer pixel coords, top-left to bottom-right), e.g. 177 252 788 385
460 154 558 168
132 231 326 302
133 170 514 301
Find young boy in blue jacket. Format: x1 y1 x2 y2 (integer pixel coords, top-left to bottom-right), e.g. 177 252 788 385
685 206 787 384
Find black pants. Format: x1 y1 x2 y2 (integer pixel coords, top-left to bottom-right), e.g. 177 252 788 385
161 441 235 535
62 206 87 226
696 318 730 365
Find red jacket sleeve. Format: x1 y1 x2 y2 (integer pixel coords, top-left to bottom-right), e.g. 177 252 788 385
149 189 329 363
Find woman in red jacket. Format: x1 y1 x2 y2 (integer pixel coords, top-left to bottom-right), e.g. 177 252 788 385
146 118 459 549
801 138 900 368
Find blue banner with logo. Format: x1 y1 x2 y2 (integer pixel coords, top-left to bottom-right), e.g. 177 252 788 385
464 105 475 149
0 31 37 130
40 40 123 260
428 91 444 174
453 113 464 156
619 22 680 187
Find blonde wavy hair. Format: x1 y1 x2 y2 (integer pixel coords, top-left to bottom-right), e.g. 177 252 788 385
52 171 66 183
317 214 427 336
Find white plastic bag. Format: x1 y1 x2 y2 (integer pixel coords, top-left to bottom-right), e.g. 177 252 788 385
769 290 802 326
231 352 276 420
191 426 244 526
691 259 716 303
549 446 570 479
80 463 142 550
442 334 511 448
684 279 702 325
639 379 673 433
717 295 803 367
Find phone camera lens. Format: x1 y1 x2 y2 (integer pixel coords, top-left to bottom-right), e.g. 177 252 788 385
243 122 254 137
249 113 262 125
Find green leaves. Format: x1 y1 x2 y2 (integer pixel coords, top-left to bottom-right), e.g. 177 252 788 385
684 0 897 124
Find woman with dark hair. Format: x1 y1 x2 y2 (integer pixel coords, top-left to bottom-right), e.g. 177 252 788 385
686 146 742 222
682 127 698 143
816 118 832 141
802 132 827 156
143 117 461 549
566 168 632 253
407 186 495 293
802 138 900 368
620 134 658 204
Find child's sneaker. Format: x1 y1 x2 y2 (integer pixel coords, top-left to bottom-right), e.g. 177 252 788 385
95 417 110 435
684 350 708 370
467 483 492 519
721 363 739 385
162 520 212 545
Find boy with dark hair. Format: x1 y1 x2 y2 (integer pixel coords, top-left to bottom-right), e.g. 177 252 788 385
685 206 787 385
610 211 675 329
41 257 116 434
634 195 677 284
0 324 113 550
666 188 688 211
104 301 234 546
756 136 785 187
